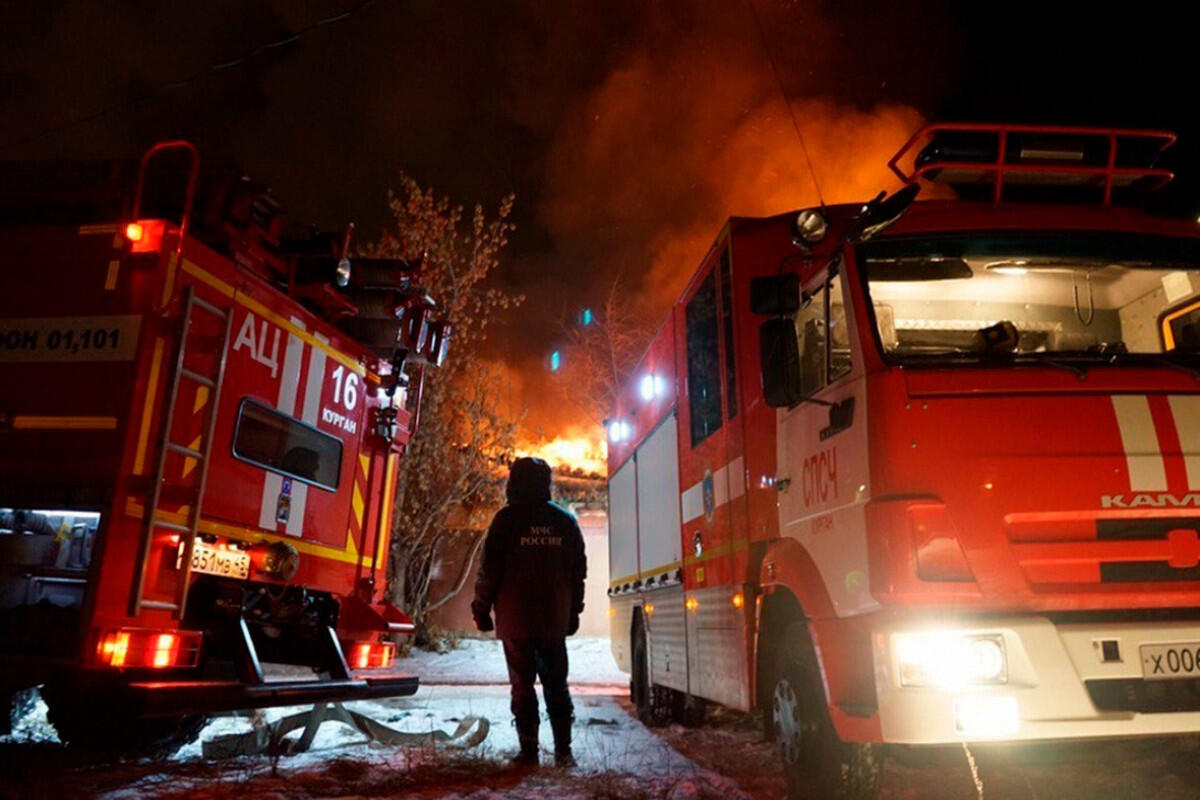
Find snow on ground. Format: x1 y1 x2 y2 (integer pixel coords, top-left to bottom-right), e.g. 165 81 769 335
2 637 745 799
401 636 628 689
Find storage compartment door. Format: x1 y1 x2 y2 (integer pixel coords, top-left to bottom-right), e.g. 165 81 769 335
607 458 639 591
636 413 682 580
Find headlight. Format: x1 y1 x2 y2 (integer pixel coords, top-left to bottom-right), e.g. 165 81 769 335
895 632 1007 688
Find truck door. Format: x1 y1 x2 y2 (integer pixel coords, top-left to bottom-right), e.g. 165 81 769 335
775 255 879 617
679 244 752 709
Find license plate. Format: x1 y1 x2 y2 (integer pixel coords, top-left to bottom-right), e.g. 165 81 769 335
1140 642 1200 680
189 540 251 580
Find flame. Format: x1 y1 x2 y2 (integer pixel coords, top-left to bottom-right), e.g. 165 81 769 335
516 428 607 476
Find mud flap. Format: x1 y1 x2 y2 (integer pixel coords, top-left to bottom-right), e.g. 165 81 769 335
201 701 489 758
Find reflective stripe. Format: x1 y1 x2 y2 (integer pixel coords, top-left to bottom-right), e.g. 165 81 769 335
258 319 306 531
287 332 328 537
12 415 116 430
679 455 745 523
133 337 165 475
1112 395 1168 492
1169 395 1200 491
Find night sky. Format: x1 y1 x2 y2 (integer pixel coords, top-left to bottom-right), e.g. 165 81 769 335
3 0 1197 434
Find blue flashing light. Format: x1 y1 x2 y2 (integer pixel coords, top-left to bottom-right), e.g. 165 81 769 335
550 350 561 372
581 308 593 326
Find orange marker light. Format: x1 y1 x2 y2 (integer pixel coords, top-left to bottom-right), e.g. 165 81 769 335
152 633 178 668
731 592 745 609
353 643 371 670
685 596 699 612
124 222 145 243
99 630 131 667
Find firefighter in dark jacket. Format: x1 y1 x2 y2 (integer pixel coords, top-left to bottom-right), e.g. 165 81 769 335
472 457 587 767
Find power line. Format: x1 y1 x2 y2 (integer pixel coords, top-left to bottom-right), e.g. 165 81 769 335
1 0 380 154
743 0 826 208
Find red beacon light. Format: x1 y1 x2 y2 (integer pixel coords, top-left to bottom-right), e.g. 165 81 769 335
124 219 169 253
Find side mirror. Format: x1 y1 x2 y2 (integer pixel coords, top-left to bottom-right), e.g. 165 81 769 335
760 317 802 408
852 183 920 243
749 274 801 315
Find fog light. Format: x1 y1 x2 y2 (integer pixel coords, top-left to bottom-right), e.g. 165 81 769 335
895 632 1007 688
955 695 1019 738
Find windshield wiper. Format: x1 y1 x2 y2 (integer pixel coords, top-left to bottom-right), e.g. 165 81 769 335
1145 352 1200 380
1030 357 1089 380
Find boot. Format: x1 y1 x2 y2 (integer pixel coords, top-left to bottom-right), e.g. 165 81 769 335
510 718 539 767
550 715 575 767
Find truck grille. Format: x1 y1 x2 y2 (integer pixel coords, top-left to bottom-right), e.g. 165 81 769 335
1008 516 1200 585
1086 677 1200 713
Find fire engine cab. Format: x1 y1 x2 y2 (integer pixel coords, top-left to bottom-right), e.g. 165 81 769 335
0 142 447 751
607 124 1200 798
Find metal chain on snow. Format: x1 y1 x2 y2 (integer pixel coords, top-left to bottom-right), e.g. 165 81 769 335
962 741 985 800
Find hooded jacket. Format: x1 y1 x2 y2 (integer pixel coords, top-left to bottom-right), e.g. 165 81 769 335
471 457 587 640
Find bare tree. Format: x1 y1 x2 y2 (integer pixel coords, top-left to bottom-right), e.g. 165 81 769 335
555 276 655 427
361 176 522 642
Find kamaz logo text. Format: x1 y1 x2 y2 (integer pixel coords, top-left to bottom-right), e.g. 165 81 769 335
1101 493 1200 509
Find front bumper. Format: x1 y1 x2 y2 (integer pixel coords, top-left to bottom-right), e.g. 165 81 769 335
875 616 1200 744
127 672 420 717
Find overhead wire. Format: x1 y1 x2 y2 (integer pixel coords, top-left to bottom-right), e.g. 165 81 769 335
743 0 827 208
0 0 380 154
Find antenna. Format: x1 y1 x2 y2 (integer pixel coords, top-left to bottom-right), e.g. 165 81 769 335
744 0 827 209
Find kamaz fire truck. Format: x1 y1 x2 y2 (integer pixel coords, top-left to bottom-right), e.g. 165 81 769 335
606 124 1200 798
0 142 447 751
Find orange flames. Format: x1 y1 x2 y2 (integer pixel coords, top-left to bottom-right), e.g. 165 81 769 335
515 428 607 477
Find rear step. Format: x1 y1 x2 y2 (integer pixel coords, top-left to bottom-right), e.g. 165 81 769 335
127 674 420 717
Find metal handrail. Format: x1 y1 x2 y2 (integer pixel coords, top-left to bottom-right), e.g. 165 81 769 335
131 140 200 251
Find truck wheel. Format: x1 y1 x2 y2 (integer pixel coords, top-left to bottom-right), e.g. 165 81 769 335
773 622 881 800
630 621 672 727
671 691 707 728
42 683 206 756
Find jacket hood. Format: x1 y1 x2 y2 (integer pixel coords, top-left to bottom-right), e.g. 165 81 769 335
506 457 552 504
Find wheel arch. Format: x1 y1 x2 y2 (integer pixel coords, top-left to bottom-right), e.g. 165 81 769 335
755 585 805 719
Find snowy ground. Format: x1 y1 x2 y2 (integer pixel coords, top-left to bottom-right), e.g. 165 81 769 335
399 635 628 688
8 637 1200 798
0 638 748 799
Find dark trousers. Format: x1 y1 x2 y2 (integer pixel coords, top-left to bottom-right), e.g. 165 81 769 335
501 638 573 729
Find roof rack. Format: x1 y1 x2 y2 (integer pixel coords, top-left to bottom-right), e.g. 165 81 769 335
888 123 1177 205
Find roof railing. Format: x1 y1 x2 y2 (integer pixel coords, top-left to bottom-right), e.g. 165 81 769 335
888 122 1177 205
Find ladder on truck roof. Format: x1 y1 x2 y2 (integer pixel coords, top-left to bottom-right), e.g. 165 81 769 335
129 286 233 618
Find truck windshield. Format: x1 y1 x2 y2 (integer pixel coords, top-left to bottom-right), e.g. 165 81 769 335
858 232 1200 362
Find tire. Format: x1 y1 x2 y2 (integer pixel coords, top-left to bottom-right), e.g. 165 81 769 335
772 622 881 800
672 691 707 728
630 619 672 727
42 682 206 756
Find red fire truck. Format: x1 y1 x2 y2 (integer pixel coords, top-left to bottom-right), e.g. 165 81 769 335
606 124 1200 798
0 142 448 751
